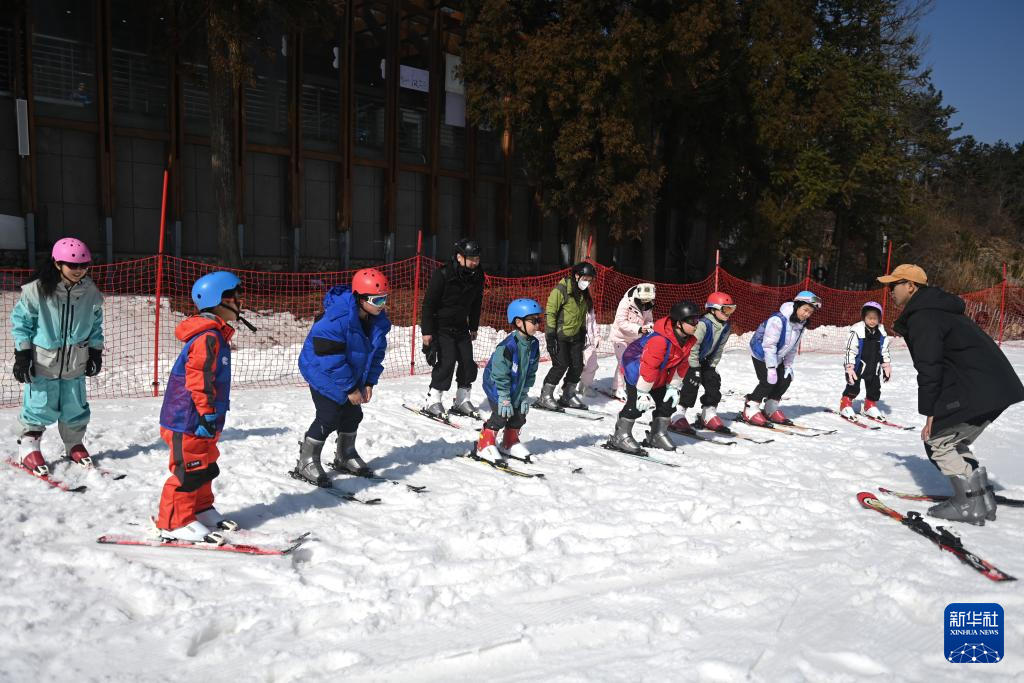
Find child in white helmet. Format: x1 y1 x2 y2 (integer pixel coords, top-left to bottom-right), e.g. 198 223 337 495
839 301 892 420
607 283 656 399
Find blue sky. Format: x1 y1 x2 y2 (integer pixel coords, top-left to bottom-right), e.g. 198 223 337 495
917 1 1024 144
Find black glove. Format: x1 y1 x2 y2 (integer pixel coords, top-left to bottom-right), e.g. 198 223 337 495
683 368 702 391
545 333 559 357
13 349 33 383
422 340 440 367
85 348 103 377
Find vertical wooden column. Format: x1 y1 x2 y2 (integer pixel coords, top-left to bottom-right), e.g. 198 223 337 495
338 8 354 266
426 4 443 255
289 30 303 270
13 6 38 266
96 0 116 262
383 0 400 260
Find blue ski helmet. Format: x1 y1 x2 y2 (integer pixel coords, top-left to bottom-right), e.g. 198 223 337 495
793 290 822 309
507 298 543 324
192 271 241 311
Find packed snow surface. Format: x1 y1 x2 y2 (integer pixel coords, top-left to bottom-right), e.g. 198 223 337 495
2 347 1023 681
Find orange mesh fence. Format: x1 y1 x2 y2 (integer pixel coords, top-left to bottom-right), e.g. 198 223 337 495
1 255 1020 409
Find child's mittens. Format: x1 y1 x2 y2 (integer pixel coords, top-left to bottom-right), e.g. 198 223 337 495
845 364 857 385
195 412 219 438
882 362 892 382
766 368 778 385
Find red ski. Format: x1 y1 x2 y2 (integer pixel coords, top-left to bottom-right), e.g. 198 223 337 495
6 458 87 493
857 492 1015 582
823 408 881 430
401 404 463 429
97 531 311 556
859 414 915 430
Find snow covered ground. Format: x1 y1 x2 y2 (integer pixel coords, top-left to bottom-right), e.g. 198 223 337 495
1 345 1023 682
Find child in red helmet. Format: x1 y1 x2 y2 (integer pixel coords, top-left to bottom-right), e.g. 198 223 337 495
294 268 391 486
672 292 735 434
839 301 892 421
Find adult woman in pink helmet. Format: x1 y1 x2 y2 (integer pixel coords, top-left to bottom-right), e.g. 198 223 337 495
11 238 104 476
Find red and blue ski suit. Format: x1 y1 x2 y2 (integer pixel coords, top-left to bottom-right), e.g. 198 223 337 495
618 316 697 418
156 314 233 531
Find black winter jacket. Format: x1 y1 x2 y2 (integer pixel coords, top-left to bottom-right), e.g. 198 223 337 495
420 262 484 336
893 286 1024 432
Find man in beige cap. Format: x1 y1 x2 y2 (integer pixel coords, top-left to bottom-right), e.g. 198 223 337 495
879 263 1024 525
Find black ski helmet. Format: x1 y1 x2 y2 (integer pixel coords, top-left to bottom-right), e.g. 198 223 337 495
669 300 701 322
454 238 481 259
573 261 597 278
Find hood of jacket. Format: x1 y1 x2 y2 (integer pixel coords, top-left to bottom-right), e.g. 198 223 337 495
175 313 235 343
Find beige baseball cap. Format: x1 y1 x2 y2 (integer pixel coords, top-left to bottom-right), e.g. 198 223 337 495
877 263 928 285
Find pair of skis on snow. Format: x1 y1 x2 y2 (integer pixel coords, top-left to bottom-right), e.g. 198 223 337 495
859 492 1016 582
5 457 126 493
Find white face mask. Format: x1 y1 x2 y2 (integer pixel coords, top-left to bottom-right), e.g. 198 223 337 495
577 279 591 291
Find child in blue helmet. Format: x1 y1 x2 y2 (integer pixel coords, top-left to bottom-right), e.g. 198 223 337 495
742 290 821 426
11 237 103 477
476 299 543 466
155 271 251 545
839 300 892 420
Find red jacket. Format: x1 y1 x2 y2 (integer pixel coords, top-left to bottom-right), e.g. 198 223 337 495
622 316 698 391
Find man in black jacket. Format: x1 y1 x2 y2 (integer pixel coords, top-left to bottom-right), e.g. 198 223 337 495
880 263 1024 525
420 239 485 418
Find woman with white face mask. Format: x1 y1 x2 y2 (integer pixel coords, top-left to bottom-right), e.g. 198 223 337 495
534 261 597 412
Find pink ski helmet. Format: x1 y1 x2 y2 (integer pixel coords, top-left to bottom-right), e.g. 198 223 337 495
52 238 92 264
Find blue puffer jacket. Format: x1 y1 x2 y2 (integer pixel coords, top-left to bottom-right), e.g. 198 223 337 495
299 286 391 405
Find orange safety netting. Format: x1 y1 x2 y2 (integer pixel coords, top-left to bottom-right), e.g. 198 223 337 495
0 255 1020 409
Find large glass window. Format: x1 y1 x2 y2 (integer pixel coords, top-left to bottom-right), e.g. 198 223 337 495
396 170 424 256
111 1 168 130
437 175 463 253
32 0 97 121
246 29 289 147
476 128 502 177
398 1 430 165
302 28 341 151
351 164 385 259
353 1 388 159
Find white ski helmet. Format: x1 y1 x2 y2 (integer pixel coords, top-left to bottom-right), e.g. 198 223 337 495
633 283 656 301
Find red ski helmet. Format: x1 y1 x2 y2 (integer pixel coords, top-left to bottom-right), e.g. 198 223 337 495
352 268 389 296
706 292 735 310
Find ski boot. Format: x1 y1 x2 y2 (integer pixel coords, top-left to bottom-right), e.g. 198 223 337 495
159 520 225 545
18 431 48 476
643 416 676 451
764 399 792 425
67 444 93 468
422 388 448 420
450 385 481 418
976 466 998 522
332 431 374 477
477 428 506 467
292 436 331 487
839 396 857 420
669 413 695 435
558 382 587 410
605 417 645 455
534 383 561 411
697 406 729 433
196 506 240 531
740 399 769 427
497 427 531 463
862 399 883 420
927 468 988 526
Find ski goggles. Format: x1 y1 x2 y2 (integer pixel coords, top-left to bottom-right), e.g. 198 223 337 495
363 294 388 308
681 316 701 327
58 261 91 270
718 304 737 315
522 315 543 326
